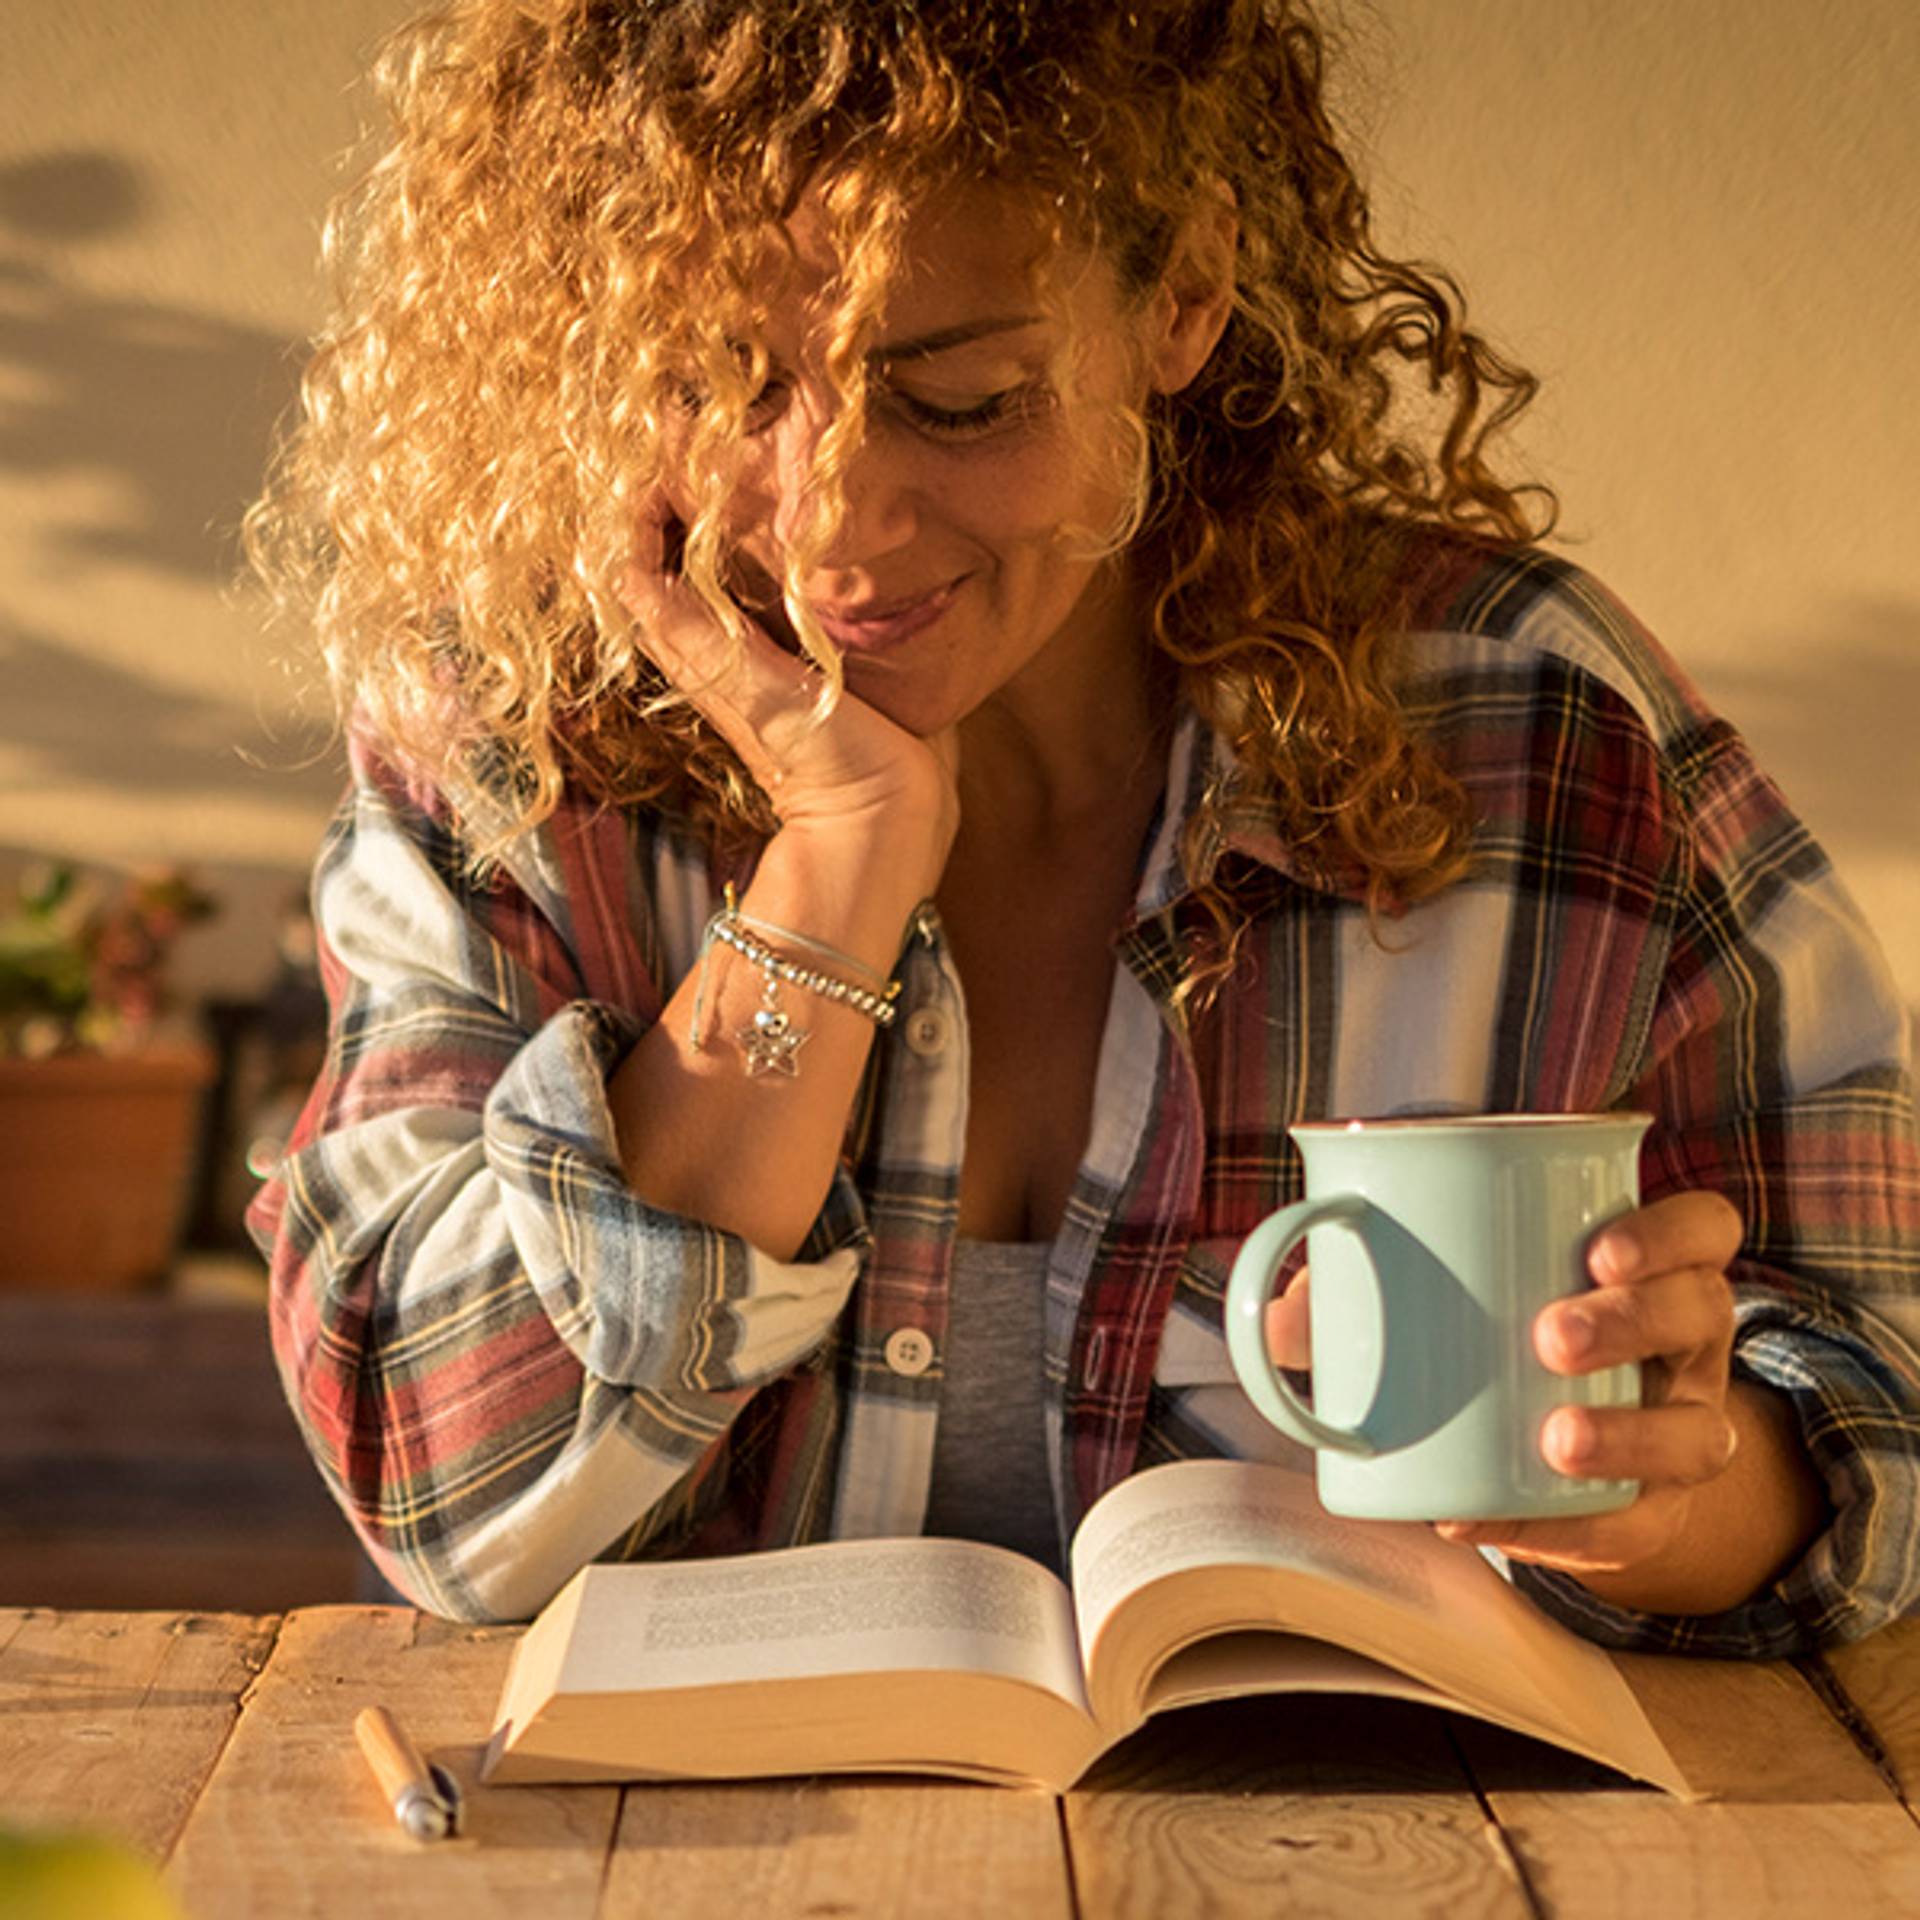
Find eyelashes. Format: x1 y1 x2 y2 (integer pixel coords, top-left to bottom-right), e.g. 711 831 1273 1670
674 372 1037 443
891 387 1029 438
741 379 790 432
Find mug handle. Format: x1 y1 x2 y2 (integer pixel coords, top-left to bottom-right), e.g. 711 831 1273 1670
1225 1192 1384 1457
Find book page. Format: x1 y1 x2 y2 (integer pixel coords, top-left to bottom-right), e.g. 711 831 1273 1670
1071 1459 1431 1650
1144 1631 1459 1717
558 1536 1092 1715
1070 1460 1686 1793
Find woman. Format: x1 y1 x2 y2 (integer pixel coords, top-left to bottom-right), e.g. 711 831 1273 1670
248 0 1920 1647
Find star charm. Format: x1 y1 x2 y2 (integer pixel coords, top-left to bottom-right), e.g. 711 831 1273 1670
737 1005 808 1077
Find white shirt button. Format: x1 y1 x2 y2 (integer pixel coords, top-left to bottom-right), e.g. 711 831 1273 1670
902 1006 950 1058
884 1327 935 1377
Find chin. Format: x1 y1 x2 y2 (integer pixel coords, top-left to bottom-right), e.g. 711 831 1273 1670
839 661 967 737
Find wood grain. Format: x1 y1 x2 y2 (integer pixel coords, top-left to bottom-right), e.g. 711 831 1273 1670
1817 1618 1920 1807
1454 1654 1920 1919
164 1605 619 1920
1064 1695 1538 1920
0 1608 277 1857
13 1606 1920 1917
599 1776 1073 1918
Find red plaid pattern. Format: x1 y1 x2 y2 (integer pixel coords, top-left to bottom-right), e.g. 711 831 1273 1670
252 535 1920 1650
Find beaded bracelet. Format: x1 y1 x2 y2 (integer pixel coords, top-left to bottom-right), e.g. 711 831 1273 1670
689 886 901 1078
727 903 893 994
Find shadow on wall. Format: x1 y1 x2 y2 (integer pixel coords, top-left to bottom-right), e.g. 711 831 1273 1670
1701 597 1920 865
1 615 341 817
0 149 302 587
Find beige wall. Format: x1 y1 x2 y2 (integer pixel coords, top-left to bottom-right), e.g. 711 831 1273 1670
1 0 409 991
3 0 1916 1005
1353 0 1920 1009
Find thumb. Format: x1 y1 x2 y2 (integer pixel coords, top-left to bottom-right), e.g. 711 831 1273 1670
1263 1270 1312 1370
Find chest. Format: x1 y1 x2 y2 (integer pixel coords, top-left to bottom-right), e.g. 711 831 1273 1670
936 839 1145 1242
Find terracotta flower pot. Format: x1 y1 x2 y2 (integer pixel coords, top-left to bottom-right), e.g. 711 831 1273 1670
0 1045 215 1291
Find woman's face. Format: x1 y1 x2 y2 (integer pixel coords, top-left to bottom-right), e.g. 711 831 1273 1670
711 182 1180 738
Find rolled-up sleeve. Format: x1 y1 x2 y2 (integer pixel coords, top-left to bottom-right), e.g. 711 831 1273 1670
1517 1270 1920 1656
250 742 862 1622
1516 726 1920 1654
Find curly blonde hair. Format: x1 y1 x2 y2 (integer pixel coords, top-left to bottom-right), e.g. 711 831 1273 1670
248 0 1552 969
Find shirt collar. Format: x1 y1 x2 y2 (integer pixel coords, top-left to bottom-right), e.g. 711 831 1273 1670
1130 703 1357 923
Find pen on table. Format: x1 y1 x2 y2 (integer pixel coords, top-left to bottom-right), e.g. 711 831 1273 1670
355 1704 463 1842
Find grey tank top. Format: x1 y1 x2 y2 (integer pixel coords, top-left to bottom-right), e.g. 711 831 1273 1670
922 1237 1062 1573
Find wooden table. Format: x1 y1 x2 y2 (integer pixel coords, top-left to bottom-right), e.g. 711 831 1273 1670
4 1606 1920 1917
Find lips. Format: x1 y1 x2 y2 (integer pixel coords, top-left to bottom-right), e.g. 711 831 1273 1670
807 576 964 653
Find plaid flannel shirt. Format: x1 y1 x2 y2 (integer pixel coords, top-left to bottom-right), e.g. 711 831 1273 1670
251 536 1920 1652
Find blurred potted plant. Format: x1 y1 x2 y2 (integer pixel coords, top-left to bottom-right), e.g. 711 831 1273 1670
0 863 218 1291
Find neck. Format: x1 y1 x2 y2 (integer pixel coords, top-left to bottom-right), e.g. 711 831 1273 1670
954 564 1166 836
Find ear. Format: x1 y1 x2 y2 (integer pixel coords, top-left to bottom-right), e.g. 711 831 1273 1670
1143 179 1238 396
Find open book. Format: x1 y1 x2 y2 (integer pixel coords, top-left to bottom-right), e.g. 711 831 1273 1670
484 1458 1690 1796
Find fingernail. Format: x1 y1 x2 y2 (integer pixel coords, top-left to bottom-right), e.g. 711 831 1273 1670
1595 1227 1642 1282
1546 1408 1596 1469
1556 1306 1596 1362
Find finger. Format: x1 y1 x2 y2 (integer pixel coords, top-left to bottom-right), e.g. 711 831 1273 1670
627 487 680 576
1263 1272 1311 1370
619 558 818 779
1587 1188 1743 1289
1435 1489 1689 1575
1534 1265 1734 1376
1537 1400 1739 1488
619 548 769 687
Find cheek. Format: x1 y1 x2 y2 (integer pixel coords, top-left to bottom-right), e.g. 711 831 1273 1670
707 418 1127 568
944 438 1099 551
717 476 783 569
1001 402 1143 535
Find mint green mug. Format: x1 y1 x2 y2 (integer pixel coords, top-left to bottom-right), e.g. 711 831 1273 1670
1225 1113 1651 1522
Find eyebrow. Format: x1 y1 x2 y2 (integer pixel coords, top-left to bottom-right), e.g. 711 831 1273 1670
868 315 1046 364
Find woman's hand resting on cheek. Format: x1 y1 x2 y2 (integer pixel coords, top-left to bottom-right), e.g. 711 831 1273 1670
603 498 960 1258
619 499 959 893
1267 1189 1829 1615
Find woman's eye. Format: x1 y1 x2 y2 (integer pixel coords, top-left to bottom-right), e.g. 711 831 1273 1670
893 387 1028 438
743 378 791 431
668 373 791 431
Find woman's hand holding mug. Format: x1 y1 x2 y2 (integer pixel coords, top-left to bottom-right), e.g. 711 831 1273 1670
1433 1188 1744 1581
1226 1113 1653 1524
1234 1126 1798 1610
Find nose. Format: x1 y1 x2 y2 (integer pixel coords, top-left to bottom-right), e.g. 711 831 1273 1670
768 393 917 571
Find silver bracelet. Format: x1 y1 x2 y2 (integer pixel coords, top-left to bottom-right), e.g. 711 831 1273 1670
689 886 901 1078
730 907 891 994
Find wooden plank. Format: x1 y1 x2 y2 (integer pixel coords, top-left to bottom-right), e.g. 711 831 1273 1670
164 1606 620 1920
1063 1695 1538 1920
1816 1618 1920 1805
0 1608 277 1858
598 1777 1073 1918
1454 1654 1920 1919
